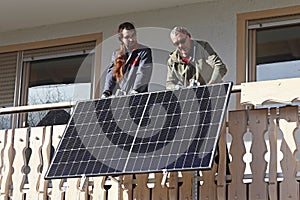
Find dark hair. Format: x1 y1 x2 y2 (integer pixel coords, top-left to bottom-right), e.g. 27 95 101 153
114 22 135 81
118 22 136 40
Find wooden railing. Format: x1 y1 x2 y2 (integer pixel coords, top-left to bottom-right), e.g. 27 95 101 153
0 79 300 199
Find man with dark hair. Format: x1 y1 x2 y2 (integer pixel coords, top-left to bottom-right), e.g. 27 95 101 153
167 26 227 89
102 22 153 97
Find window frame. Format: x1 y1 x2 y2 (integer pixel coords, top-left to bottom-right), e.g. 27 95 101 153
236 5 300 108
0 33 102 128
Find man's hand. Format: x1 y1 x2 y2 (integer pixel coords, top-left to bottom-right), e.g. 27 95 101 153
101 90 112 98
208 80 216 84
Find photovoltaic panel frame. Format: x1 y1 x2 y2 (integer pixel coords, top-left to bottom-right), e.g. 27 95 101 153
45 82 232 179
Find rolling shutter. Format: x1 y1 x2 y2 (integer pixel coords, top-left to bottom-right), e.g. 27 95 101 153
0 52 17 107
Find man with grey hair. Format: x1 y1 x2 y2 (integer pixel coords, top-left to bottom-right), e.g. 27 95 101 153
167 26 230 175
167 26 227 89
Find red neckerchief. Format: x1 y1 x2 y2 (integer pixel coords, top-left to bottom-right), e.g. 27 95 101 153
129 43 140 67
181 56 191 64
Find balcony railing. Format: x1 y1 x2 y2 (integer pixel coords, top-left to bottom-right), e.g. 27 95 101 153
0 79 300 200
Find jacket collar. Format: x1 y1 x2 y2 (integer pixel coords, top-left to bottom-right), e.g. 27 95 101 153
169 40 198 64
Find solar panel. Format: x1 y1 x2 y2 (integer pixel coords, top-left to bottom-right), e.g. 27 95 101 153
45 82 232 179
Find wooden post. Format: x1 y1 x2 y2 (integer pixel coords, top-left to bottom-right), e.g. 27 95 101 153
180 171 193 200
49 125 65 200
39 126 52 199
228 110 247 200
216 123 227 200
12 128 29 199
64 178 88 200
152 173 168 200
168 172 178 200
279 106 299 199
200 163 217 200
248 109 268 200
0 129 13 200
121 175 133 200
27 126 44 199
268 108 278 200
89 177 106 200
107 176 120 200
134 173 150 200
0 130 6 191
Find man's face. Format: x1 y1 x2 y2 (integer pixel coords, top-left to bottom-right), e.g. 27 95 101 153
120 29 137 50
171 32 191 58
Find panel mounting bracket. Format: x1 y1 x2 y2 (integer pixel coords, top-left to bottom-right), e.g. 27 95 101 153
79 175 88 191
161 169 168 188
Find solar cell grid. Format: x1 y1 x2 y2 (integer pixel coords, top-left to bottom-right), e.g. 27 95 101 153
45 82 232 179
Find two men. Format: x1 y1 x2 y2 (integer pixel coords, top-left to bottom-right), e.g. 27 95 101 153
101 23 230 173
102 23 227 96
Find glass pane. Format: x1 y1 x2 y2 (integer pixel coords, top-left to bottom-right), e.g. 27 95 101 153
256 24 300 81
257 60 300 81
26 54 92 127
0 115 11 129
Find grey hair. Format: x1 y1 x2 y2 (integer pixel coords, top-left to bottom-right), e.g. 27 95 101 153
170 26 190 38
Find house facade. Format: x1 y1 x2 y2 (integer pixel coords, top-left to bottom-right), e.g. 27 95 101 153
1 1 300 121
1 1 300 199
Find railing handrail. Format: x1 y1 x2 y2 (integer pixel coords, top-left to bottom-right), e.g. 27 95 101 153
0 84 242 115
0 101 76 115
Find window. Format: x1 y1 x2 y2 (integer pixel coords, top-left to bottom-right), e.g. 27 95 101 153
256 24 300 81
250 18 300 82
24 54 93 127
0 33 102 128
237 6 300 84
20 42 95 127
236 6 300 108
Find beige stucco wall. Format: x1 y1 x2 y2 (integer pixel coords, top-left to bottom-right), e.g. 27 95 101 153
0 0 299 107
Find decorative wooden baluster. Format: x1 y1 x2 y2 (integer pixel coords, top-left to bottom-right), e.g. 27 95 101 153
216 122 227 200
152 173 168 200
0 129 12 200
180 171 193 200
121 175 133 200
50 125 66 200
12 128 29 199
134 173 150 200
64 178 81 199
39 126 52 199
248 109 268 200
268 108 278 200
78 176 89 200
50 179 64 200
0 130 7 193
168 172 178 200
65 176 89 200
26 126 44 199
89 176 106 200
107 176 119 200
200 162 217 200
278 106 299 199
228 110 247 200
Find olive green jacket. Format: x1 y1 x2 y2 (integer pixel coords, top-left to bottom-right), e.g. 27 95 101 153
166 40 227 89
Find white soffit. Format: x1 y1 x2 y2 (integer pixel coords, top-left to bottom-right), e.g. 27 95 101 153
0 0 215 33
